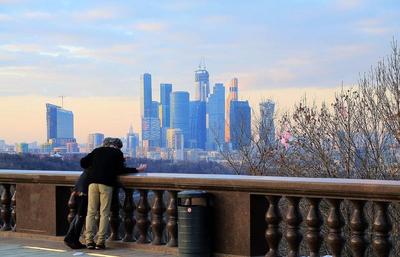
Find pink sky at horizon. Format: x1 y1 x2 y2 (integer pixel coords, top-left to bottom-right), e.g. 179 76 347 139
0 86 342 145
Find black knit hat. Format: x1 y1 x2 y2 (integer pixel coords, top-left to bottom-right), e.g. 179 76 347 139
103 137 123 149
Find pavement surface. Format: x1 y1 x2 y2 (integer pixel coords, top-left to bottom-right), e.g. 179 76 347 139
0 237 176 257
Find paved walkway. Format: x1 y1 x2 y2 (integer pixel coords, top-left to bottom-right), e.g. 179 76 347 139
0 237 176 257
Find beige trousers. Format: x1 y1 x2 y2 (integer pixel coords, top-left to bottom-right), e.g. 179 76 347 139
85 183 113 245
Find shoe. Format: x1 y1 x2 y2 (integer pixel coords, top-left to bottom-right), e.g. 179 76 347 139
64 240 86 249
86 242 96 250
95 243 106 250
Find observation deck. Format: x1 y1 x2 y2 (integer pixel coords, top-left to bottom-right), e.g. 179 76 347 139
0 169 399 256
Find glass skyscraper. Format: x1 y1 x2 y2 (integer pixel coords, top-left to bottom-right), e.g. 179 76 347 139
189 101 207 149
140 73 152 118
142 117 161 147
207 83 225 150
225 78 239 143
126 126 139 158
140 73 161 147
160 83 172 127
170 91 190 147
160 83 172 148
194 65 209 101
46 103 74 146
259 100 275 146
230 100 251 150
151 101 159 118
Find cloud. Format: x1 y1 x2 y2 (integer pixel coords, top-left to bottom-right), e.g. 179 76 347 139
335 0 363 10
0 44 42 53
0 66 39 78
357 18 391 35
23 11 53 20
0 0 22 3
73 8 119 21
202 15 232 25
134 21 168 32
329 43 373 59
0 14 13 21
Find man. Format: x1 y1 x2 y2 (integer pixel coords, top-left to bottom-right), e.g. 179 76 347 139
63 170 89 249
81 137 147 250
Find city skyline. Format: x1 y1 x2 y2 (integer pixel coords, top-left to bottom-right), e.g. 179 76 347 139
1 1 400 143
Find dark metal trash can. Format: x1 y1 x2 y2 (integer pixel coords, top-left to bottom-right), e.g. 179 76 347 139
178 190 211 257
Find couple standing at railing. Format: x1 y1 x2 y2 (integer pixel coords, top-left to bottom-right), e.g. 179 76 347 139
64 137 147 250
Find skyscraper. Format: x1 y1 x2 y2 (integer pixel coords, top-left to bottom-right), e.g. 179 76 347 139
170 91 190 147
140 73 160 148
160 83 172 127
166 128 184 161
46 103 75 147
259 100 276 146
194 65 210 101
126 126 139 158
225 78 239 143
87 133 104 152
189 101 206 149
160 83 172 148
141 117 161 148
140 73 152 118
151 101 159 118
230 100 251 150
207 83 225 150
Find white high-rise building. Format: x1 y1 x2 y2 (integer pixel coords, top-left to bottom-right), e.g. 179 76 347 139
166 128 184 161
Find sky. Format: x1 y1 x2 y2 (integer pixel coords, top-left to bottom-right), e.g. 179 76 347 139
0 0 399 144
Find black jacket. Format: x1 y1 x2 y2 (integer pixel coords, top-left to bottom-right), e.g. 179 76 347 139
80 146 137 187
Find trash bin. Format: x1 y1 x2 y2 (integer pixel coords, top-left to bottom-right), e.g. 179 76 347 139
178 190 212 257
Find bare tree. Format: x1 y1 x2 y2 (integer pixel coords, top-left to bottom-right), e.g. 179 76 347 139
220 40 400 256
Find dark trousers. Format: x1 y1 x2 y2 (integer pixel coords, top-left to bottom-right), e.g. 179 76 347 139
64 195 88 244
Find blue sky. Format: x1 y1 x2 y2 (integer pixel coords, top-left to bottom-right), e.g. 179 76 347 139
0 0 400 143
1 0 399 97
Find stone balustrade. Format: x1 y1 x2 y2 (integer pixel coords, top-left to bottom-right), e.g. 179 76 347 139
0 170 399 257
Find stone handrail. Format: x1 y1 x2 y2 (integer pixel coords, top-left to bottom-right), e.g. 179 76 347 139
0 169 399 257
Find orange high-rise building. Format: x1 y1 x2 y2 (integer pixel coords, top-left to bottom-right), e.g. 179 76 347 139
225 78 239 143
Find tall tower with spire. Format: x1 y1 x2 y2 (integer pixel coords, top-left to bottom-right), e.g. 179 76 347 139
194 61 210 102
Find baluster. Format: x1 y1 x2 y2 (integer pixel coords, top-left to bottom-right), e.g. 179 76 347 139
136 189 150 244
350 200 368 257
327 199 344 257
67 190 77 224
305 198 322 257
166 191 178 247
265 195 282 257
1 184 12 231
122 188 135 242
11 186 16 231
151 190 165 245
372 202 392 257
285 197 302 257
109 188 121 241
